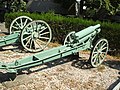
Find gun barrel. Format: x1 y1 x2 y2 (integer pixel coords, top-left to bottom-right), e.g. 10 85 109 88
75 24 101 39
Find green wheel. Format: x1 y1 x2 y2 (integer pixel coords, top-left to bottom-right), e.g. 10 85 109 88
90 38 108 67
64 31 76 46
20 20 52 52
9 16 32 34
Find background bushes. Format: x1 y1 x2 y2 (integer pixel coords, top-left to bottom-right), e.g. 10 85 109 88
4 12 120 55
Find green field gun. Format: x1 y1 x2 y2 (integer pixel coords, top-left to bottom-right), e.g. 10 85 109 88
0 16 52 52
0 16 109 73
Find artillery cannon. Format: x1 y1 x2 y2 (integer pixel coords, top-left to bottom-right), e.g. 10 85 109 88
0 18 109 73
0 16 52 52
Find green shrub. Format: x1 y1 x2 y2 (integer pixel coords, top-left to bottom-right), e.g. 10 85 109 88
4 12 120 55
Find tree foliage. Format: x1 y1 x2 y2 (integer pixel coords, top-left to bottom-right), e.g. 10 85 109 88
10 0 26 12
85 0 120 15
0 0 26 12
54 0 120 18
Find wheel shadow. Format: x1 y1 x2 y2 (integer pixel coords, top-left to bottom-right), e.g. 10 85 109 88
103 60 120 70
0 55 92 83
0 56 120 83
71 55 92 69
0 72 16 83
27 55 92 74
27 55 75 73
0 55 75 82
3 55 119 83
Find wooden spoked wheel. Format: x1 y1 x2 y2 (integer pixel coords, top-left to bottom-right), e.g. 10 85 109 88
20 20 52 52
64 31 76 46
90 38 108 67
9 16 32 34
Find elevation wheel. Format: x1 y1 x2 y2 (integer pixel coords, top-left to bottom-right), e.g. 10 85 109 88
20 20 52 52
9 16 32 34
89 38 108 67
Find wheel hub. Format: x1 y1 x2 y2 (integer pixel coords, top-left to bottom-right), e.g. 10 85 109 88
32 32 39 39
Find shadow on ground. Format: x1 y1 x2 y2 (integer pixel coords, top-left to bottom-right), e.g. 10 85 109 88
0 54 120 83
103 60 120 70
0 55 92 83
0 72 16 83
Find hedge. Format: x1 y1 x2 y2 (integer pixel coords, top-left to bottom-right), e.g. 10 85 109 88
4 12 120 55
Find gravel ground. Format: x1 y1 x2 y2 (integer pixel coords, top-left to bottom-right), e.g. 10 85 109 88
0 23 120 90
0 44 120 90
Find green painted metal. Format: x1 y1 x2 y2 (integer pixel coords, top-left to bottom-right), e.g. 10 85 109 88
0 16 52 52
0 16 32 49
0 24 106 73
0 33 19 47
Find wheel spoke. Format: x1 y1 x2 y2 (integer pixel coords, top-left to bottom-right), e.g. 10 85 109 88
30 39 33 49
20 18 23 28
100 41 104 47
40 32 50 36
69 35 72 41
39 27 47 34
39 36 49 40
98 56 101 63
36 22 38 31
35 40 43 49
25 38 31 46
92 53 98 59
33 40 37 49
93 57 97 64
24 31 31 35
99 54 104 60
101 43 107 49
93 51 98 54
12 26 19 30
94 47 99 52
101 52 107 54
36 39 46 45
101 46 108 51
15 21 21 28
24 19 28 26
32 23 35 31
97 43 101 49
23 35 31 41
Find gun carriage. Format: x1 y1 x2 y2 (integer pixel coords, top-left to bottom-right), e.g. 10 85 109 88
0 16 52 52
0 16 109 73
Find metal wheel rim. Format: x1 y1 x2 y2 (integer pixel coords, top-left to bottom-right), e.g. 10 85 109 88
64 31 75 45
20 20 52 52
9 16 32 34
90 38 108 67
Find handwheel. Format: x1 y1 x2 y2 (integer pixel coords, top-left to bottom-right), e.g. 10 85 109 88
9 16 32 34
64 31 76 45
20 20 52 52
89 38 108 67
